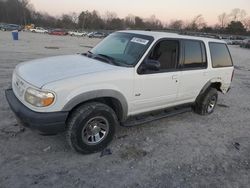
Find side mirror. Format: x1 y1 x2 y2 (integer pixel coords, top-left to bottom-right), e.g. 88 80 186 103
140 59 160 72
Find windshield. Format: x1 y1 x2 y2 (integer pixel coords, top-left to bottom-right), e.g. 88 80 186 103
90 32 154 67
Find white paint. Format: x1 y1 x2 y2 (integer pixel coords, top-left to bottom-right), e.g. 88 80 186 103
12 31 234 117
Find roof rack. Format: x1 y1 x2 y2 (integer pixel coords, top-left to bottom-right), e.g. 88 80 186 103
178 31 221 39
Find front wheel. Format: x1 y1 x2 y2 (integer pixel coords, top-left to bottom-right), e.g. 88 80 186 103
193 88 218 115
66 102 118 154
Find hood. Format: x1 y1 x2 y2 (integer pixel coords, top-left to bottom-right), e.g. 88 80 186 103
16 55 118 88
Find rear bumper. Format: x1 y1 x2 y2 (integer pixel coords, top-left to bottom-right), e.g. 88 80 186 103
5 89 68 134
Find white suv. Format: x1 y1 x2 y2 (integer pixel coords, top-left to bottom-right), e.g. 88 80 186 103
5 30 234 154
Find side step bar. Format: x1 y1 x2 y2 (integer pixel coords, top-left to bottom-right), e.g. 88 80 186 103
121 106 192 127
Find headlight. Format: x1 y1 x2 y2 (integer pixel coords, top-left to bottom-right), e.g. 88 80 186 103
24 87 55 107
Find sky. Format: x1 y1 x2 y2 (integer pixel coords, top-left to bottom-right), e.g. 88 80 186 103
30 0 250 25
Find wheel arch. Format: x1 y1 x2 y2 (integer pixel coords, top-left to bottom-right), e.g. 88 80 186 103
195 80 222 103
62 89 128 122
199 80 222 96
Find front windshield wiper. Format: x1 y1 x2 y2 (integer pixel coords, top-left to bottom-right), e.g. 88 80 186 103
97 54 117 64
82 51 116 65
97 54 133 67
82 50 93 57
82 52 132 67
93 53 120 66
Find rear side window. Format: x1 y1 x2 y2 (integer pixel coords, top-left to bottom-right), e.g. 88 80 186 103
183 40 207 69
209 43 233 68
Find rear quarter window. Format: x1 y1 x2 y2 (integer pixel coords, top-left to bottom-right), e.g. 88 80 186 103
209 42 233 68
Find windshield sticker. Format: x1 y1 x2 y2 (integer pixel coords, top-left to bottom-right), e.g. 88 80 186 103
131 37 149 45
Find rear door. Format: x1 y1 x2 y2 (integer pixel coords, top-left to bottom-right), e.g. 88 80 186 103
177 40 209 102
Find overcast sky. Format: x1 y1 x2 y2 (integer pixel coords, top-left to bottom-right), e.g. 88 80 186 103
30 0 250 25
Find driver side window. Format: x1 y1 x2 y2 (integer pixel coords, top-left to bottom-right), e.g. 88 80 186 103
149 40 179 71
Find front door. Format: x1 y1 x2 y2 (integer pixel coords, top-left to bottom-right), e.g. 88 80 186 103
132 39 180 115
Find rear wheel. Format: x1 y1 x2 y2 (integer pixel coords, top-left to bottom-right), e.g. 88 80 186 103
193 88 218 115
66 102 118 154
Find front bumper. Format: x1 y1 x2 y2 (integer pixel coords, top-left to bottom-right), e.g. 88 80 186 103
5 89 69 134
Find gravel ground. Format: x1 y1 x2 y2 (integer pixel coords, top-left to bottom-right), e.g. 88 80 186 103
0 31 250 188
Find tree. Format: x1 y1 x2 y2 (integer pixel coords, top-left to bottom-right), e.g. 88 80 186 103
125 14 135 28
78 10 104 29
201 26 214 33
90 10 104 29
226 21 246 34
243 18 250 31
58 14 76 29
30 11 57 28
104 11 123 30
0 0 250 35
218 13 228 28
230 8 247 22
186 14 206 31
70 12 78 25
168 20 184 30
78 11 90 29
104 11 117 22
134 16 145 29
108 18 124 30
146 15 163 29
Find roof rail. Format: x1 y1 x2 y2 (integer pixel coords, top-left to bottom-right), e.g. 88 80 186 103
178 31 221 39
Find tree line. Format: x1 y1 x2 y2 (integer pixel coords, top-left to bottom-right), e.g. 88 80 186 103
0 0 250 35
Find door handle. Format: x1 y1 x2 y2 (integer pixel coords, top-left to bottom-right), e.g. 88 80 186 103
172 75 178 80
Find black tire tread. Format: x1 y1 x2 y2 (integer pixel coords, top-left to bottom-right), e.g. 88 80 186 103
194 87 218 115
66 102 118 154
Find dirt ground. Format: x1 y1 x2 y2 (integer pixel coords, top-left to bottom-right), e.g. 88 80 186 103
0 31 250 188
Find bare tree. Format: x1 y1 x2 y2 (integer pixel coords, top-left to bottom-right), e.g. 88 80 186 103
19 0 29 25
70 12 78 24
186 14 206 31
146 15 163 29
58 14 77 29
104 11 117 22
243 17 250 31
230 8 247 22
218 13 229 28
1 0 250 34
134 16 145 28
125 14 135 28
168 20 184 30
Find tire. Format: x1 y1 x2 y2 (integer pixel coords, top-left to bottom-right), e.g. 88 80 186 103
193 88 218 115
66 102 118 154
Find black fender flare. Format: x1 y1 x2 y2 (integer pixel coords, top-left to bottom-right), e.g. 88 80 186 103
62 89 128 121
195 81 221 102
